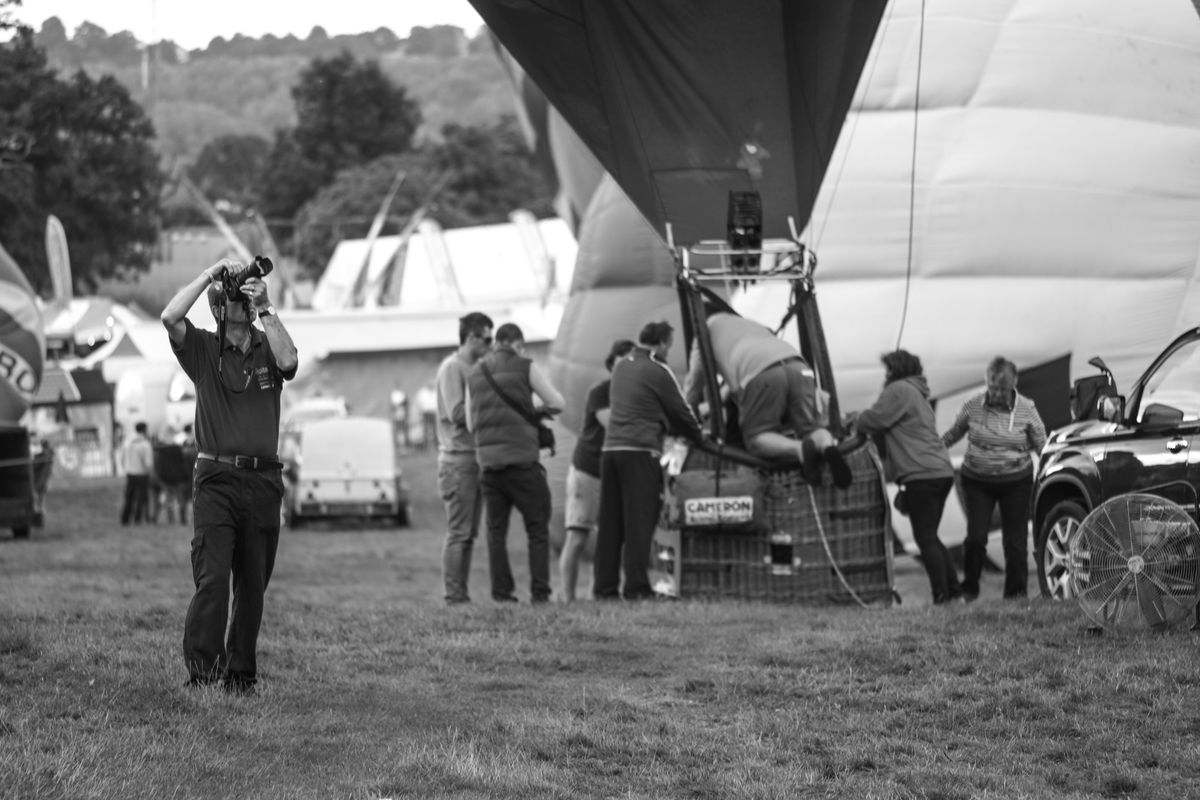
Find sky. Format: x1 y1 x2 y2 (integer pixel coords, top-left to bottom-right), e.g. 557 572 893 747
14 0 486 50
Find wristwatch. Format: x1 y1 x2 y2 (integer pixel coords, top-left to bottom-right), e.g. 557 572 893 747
259 305 276 318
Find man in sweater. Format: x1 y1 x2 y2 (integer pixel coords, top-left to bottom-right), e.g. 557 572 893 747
436 311 494 605
683 311 851 488
594 321 705 600
466 323 564 603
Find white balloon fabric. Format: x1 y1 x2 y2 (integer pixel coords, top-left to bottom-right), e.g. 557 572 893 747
739 0 1200 411
494 0 1200 432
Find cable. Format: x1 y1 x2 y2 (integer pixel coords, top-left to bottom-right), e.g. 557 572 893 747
894 0 927 350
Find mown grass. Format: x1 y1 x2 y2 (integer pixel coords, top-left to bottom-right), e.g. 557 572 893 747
1 452 1199 799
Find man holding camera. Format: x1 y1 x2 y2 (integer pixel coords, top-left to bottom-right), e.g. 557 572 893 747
162 257 297 693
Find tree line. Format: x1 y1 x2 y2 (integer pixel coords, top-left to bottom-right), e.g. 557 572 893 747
0 2 555 299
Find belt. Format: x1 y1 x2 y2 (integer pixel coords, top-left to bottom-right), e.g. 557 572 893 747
197 451 283 471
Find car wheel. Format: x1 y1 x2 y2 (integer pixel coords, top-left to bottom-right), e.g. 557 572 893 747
395 504 409 527
12 525 30 540
1036 499 1087 600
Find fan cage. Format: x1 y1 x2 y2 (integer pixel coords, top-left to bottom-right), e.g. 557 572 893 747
1069 493 1200 632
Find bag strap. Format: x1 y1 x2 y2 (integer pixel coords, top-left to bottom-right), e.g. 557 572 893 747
480 362 542 429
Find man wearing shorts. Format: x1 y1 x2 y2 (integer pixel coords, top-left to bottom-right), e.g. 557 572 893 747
684 311 852 488
560 339 635 602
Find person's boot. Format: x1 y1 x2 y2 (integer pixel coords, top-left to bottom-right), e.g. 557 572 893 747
823 446 853 489
801 438 823 485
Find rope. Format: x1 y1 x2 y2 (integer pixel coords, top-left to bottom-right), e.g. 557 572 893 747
804 480 871 608
894 0 928 350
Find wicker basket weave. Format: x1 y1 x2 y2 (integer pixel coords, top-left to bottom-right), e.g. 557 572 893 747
656 438 893 605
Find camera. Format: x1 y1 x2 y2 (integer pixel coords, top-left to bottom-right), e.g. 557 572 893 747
218 256 274 301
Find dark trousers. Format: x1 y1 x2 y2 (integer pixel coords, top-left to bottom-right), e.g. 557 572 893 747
183 460 283 686
120 474 150 524
481 463 552 602
904 476 962 604
961 473 1033 598
594 450 663 600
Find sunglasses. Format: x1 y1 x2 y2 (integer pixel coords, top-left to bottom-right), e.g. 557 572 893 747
477 335 493 345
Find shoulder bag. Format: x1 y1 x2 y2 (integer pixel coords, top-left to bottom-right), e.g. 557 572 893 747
479 363 556 455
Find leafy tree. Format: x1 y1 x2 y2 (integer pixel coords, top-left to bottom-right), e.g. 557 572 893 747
188 133 271 216
406 26 465 58
260 50 422 233
290 152 422 277
0 27 162 295
0 0 19 32
431 116 555 227
288 116 554 276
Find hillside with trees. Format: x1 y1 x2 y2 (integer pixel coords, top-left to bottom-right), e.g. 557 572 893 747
0 8 556 305
31 18 514 166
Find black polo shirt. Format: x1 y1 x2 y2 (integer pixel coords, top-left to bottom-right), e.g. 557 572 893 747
170 318 296 458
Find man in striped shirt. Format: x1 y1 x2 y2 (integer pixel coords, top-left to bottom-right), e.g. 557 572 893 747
941 356 1047 600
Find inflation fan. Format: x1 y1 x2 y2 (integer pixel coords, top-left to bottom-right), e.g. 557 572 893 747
1070 494 1200 633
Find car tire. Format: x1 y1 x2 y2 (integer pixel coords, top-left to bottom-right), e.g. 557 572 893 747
1036 499 1087 600
12 525 30 540
395 504 409 528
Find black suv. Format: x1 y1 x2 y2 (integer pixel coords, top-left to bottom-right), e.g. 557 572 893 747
1033 328 1200 598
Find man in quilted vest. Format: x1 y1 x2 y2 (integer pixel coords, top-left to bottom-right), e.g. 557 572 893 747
466 323 565 603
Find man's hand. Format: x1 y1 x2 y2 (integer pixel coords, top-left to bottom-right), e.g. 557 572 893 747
204 258 239 284
240 277 272 313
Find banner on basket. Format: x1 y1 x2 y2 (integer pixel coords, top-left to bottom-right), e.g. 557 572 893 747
666 466 765 532
683 495 757 526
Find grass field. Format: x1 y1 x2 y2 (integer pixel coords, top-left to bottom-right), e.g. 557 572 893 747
2 450 1199 799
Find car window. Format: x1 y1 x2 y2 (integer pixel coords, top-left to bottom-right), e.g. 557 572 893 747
1137 338 1200 423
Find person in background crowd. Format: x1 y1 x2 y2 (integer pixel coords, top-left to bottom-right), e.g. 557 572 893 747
850 350 963 605
942 355 1047 600
415 382 439 451
175 423 198 524
436 311 494 605
152 430 190 525
560 339 637 602
683 310 851 488
594 321 705 601
466 323 564 604
120 421 153 525
163 256 298 693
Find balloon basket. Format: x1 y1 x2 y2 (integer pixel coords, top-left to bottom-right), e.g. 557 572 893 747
652 438 894 605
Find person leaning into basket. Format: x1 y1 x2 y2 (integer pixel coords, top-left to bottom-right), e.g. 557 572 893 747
850 349 964 605
594 321 706 600
682 311 852 489
162 257 298 693
941 355 1047 601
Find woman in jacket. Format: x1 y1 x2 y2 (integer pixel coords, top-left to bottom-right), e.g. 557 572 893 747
941 356 1047 600
852 350 963 605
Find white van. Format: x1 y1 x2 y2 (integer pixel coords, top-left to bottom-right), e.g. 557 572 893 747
286 416 408 528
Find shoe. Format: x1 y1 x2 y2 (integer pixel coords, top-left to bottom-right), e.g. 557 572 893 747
962 591 980 603
493 594 519 603
801 438 823 485
823 445 853 489
531 595 551 604
222 678 256 696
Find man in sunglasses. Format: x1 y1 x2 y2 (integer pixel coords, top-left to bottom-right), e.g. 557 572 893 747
162 257 297 694
436 311 495 604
